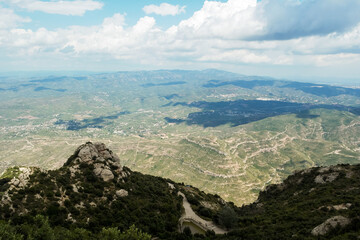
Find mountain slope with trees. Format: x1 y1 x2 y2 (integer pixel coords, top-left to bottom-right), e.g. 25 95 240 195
0 142 359 239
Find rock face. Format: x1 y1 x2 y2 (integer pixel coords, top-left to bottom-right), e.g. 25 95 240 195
311 216 351 236
66 142 122 182
8 167 34 189
1 167 37 207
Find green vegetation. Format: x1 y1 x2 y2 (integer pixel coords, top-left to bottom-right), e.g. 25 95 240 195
1 145 360 239
0 216 152 240
220 164 360 239
0 167 22 179
0 163 183 239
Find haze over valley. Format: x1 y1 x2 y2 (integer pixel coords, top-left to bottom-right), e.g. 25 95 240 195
1 70 359 205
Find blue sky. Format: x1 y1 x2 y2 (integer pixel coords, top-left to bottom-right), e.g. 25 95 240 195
0 0 360 83
18 1 226 30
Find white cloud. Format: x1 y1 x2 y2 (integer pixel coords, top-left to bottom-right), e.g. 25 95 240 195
0 6 30 29
313 53 360 67
1 0 360 76
143 3 186 16
169 0 360 41
198 49 271 64
5 0 103 16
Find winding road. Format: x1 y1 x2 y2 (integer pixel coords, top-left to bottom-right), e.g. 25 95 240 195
178 192 227 235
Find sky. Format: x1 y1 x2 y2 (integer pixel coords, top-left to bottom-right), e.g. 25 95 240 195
0 0 360 83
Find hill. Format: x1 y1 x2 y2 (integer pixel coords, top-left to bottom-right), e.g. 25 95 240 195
0 142 230 239
1 143 360 239
225 164 360 239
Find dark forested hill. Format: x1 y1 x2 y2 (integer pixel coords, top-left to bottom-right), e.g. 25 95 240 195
0 143 229 239
0 143 359 239
224 164 360 239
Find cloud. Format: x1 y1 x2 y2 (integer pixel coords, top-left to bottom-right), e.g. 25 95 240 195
1 0 360 75
171 0 360 41
0 6 31 29
172 0 261 39
143 3 186 16
258 0 360 40
5 0 103 16
198 49 271 64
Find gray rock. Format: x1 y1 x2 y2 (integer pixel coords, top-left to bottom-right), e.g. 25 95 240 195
333 203 352 211
121 171 129 178
11 179 20 187
1 193 12 205
69 165 79 177
75 142 122 166
93 167 103 176
8 167 34 189
78 144 99 162
116 189 128 197
100 169 114 182
69 142 123 182
94 143 107 152
318 167 330 173
72 184 79 193
110 161 122 169
311 216 351 236
314 172 339 184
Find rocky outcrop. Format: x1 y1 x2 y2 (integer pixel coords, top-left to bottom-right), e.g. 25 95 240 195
67 142 121 165
1 167 37 207
311 216 351 236
1 142 127 213
8 167 34 189
66 142 123 182
314 172 339 184
319 203 352 211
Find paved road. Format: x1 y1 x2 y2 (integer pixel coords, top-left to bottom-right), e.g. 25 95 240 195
178 192 227 234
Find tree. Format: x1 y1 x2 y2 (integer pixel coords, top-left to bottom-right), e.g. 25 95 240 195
0 221 23 240
98 225 151 240
218 206 238 230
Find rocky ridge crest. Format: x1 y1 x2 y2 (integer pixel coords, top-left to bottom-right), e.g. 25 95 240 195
0 142 131 215
65 142 125 182
0 142 187 238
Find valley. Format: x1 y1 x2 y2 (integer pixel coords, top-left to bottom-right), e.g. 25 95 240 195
0 70 359 205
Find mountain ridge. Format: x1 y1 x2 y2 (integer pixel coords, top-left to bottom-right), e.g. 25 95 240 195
0 142 230 239
1 142 360 239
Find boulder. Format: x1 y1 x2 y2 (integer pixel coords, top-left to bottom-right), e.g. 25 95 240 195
311 216 351 236
78 144 99 162
116 189 128 197
100 169 114 182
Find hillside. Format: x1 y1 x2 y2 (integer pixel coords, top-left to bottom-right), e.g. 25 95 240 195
0 142 230 239
224 164 360 239
1 143 360 239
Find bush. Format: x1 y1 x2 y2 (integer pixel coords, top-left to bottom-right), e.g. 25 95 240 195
0 221 23 240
